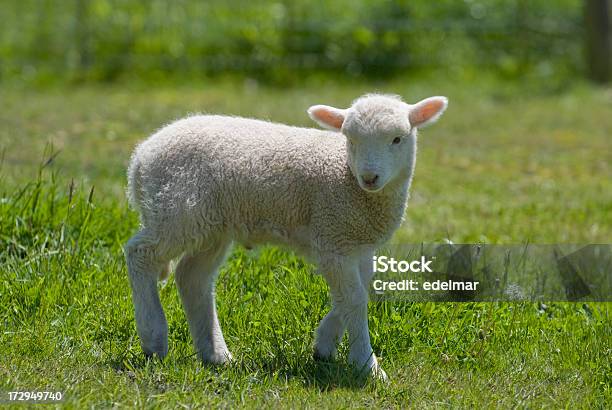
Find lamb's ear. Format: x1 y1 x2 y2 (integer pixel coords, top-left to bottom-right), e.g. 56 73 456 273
307 105 347 131
408 96 448 128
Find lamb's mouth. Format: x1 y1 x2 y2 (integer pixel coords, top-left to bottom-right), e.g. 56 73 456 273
359 180 385 193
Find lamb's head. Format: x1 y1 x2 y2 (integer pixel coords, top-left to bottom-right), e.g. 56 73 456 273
308 94 448 193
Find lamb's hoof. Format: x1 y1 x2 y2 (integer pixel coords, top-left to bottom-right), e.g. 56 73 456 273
202 350 233 366
142 340 168 360
313 347 336 362
371 365 388 382
351 356 388 382
143 350 167 361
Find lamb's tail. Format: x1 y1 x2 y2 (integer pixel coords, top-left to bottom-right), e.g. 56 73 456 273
126 152 143 214
126 152 172 282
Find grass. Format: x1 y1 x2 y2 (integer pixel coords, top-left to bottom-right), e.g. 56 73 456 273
0 76 611 408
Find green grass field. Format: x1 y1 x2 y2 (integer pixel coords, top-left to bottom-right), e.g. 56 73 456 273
1 77 611 408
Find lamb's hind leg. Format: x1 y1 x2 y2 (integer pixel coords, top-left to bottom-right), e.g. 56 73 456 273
175 241 232 365
125 229 170 358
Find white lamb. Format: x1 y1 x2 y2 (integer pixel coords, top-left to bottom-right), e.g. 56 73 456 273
125 93 448 379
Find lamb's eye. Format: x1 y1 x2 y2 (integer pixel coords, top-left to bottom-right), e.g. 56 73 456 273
392 137 402 145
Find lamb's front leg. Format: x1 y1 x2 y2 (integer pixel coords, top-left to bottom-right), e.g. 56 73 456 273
314 295 345 360
319 255 386 380
314 253 376 360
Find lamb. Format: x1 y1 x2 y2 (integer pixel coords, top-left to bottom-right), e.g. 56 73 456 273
124 93 448 380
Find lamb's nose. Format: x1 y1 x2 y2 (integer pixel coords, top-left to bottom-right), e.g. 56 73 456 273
361 172 379 185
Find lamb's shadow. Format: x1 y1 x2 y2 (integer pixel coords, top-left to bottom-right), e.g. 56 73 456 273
254 357 371 391
302 360 371 390
106 352 164 373
105 350 371 391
